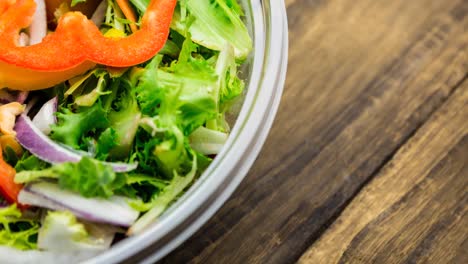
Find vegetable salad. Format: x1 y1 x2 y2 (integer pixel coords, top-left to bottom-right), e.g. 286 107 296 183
0 0 251 261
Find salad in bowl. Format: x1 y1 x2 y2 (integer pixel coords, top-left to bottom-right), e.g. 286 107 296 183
0 0 252 262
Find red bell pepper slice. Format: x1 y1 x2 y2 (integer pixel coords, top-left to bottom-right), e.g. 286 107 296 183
0 147 23 205
0 0 176 90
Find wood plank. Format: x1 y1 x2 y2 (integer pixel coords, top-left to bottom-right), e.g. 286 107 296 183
163 0 468 262
298 79 468 264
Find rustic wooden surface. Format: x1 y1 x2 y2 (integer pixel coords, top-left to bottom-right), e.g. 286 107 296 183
163 0 468 263
298 80 468 264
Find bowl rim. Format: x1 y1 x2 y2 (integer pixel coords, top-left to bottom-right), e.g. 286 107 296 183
87 1 288 263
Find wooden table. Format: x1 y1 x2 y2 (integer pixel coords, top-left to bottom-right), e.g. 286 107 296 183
163 0 467 263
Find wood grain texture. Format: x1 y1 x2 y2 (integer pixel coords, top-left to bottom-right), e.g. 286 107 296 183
163 0 468 262
298 80 468 264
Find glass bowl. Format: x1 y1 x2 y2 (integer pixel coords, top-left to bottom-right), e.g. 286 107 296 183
88 0 288 262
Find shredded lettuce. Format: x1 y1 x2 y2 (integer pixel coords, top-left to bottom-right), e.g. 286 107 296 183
132 36 218 176
206 43 245 132
13 152 48 173
38 211 114 252
4 0 251 249
50 102 110 149
128 154 197 234
74 71 110 107
189 126 228 155
71 0 87 7
129 0 151 14
171 0 252 59
95 128 118 160
106 77 142 159
15 157 126 198
132 0 252 59
0 205 39 250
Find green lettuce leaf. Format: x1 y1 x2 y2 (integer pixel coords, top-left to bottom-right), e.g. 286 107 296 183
117 173 168 202
50 102 110 149
0 205 39 250
136 36 218 131
128 154 197 234
133 55 164 116
130 132 162 176
2 150 48 173
107 77 142 159
130 0 251 59
216 44 245 109
71 0 87 7
14 152 49 173
74 71 110 107
15 157 126 198
206 43 245 132
38 210 113 252
129 0 150 14
171 0 252 59
95 128 118 160
133 37 218 176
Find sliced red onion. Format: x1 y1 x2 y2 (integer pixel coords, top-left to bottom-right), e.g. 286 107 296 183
91 1 108 27
19 182 140 227
29 0 47 45
32 97 57 135
14 114 138 172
